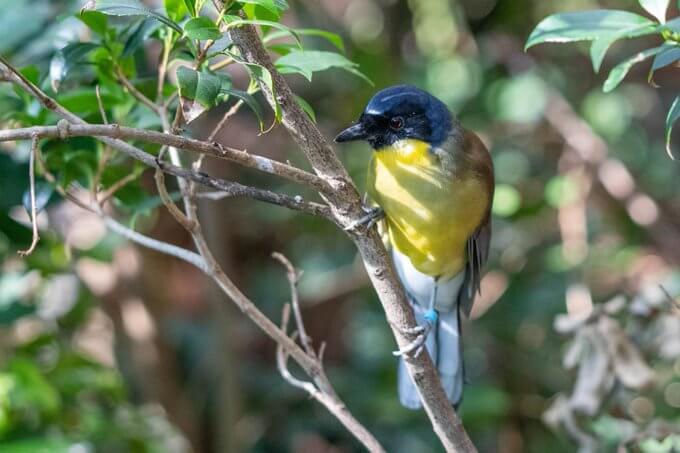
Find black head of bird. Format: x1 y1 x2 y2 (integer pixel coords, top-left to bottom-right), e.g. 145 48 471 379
334 84 454 150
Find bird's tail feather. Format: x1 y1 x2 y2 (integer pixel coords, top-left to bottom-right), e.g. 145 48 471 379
398 300 464 410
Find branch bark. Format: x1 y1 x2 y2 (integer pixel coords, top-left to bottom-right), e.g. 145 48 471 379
229 22 476 452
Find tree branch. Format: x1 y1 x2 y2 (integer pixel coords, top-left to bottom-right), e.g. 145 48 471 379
0 124 331 219
229 21 476 452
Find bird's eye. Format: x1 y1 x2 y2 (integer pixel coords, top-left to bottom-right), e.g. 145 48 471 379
389 116 404 131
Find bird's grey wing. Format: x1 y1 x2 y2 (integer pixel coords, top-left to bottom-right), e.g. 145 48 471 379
459 216 491 317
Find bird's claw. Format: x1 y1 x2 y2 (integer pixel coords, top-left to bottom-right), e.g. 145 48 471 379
344 206 384 232
392 321 433 358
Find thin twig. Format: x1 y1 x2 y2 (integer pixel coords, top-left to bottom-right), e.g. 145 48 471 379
98 168 142 205
155 164 197 232
95 85 108 124
18 134 40 256
208 100 244 142
272 252 313 355
116 65 160 114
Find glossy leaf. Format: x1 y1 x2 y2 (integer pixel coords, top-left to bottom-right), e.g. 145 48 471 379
650 44 680 75
224 16 301 47
526 10 657 49
665 95 680 159
639 0 669 23
275 50 372 84
49 42 99 92
123 19 161 57
603 46 663 92
176 66 222 122
184 17 221 40
92 0 182 34
239 0 288 16
78 10 109 35
264 28 345 52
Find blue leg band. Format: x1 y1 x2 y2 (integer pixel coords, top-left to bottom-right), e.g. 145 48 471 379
424 309 438 324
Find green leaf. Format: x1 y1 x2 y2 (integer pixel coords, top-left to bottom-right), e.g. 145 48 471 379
176 66 222 122
650 44 680 75
226 52 281 123
78 10 109 35
665 95 680 159
275 50 372 84
164 0 187 21
295 95 316 122
184 17 221 40
525 10 658 49
239 0 288 16
590 37 617 72
92 0 182 34
184 0 197 16
220 88 264 128
224 16 300 47
123 18 161 57
603 46 664 92
263 28 345 52
639 0 669 23
49 42 99 92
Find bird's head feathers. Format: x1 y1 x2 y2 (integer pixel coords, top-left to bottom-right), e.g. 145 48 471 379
335 85 453 150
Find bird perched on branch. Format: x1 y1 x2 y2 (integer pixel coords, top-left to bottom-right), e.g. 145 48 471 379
335 85 494 409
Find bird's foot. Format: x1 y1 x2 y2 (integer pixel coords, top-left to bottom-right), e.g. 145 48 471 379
392 310 437 358
344 206 384 233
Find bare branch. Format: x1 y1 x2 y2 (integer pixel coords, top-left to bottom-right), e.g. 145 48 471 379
229 21 476 452
208 99 244 142
272 252 313 354
17 134 40 256
0 124 332 219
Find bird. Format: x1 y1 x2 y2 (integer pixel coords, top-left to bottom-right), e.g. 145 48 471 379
335 85 494 409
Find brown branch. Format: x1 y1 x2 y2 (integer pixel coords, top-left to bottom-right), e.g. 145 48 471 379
0 123 329 194
0 124 331 219
229 20 476 452
274 261 387 453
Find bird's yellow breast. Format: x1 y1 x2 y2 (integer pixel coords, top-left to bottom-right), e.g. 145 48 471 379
367 139 489 277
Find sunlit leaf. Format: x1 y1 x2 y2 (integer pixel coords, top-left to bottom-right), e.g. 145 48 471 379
264 28 345 52
224 16 300 47
603 46 663 92
665 95 680 159
176 66 222 122
639 0 669 23
91 0 182 34
49 42 99 92
164 0 187 21
78 10 109 35
239 0 288 16
650 44 680 76
184 17 221 40
275 50 372 84
525 10 658 51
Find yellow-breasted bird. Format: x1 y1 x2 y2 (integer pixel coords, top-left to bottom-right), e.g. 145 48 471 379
335 85 494 409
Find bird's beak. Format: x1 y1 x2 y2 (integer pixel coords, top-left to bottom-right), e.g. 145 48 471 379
334 122 368 143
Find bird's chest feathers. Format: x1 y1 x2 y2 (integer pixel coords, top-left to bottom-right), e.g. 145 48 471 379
367 139 488 276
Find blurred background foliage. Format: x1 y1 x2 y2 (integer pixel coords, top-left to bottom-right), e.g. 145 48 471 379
0 0 679 452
